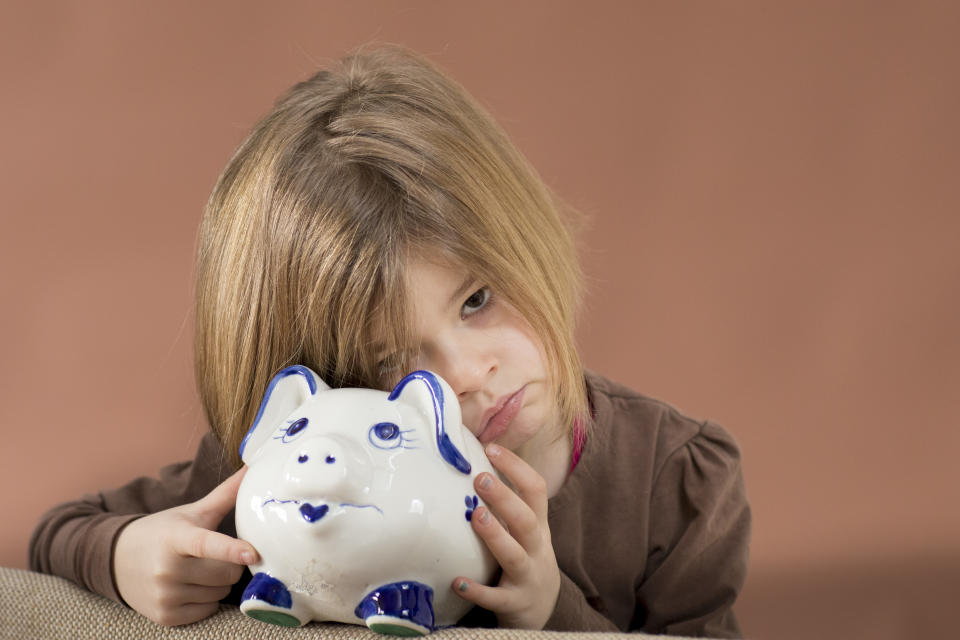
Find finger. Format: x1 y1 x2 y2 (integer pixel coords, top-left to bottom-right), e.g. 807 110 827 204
471 506 530 576
474 471 542 552
185 466 248 529
180 556 246 587
485 444 548 522
451 576 514 615
173 526 258 566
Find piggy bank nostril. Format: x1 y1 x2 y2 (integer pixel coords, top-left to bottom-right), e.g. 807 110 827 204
298 454 309 464
325 455 336 464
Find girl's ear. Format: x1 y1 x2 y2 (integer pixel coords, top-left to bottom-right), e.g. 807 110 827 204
239 365 328 464
389 370 471 474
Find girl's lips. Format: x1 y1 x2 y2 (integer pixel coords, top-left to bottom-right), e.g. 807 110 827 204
478 386 526 444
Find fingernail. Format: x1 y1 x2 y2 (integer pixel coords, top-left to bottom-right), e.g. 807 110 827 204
241 551 255 564
479 508 490 524
478 473 492 490
457 580 469 592
486 443 501 457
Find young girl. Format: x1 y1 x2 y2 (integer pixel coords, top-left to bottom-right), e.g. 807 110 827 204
30 45 750 637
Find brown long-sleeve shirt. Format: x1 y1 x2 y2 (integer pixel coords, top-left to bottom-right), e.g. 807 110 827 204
29 371 750 637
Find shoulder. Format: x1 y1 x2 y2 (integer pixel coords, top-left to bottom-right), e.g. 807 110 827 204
585 369 701 438
583 370 740 478
586 372 751 550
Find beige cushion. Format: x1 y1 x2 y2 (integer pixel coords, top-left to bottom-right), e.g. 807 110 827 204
0 567 677 639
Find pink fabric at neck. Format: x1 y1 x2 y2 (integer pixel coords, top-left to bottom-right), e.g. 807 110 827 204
570 417 586 473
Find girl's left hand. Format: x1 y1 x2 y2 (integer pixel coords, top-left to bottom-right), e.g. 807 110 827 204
452 443 561 629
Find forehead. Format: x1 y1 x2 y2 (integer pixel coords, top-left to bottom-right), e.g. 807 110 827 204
368 255 473 349
405 257 474 304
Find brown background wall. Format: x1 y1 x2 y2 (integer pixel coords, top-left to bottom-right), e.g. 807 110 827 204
1 2 957 638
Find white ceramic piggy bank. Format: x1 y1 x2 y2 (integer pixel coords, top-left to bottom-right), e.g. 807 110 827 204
235 365 498 635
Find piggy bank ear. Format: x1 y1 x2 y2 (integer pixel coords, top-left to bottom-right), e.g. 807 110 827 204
389 370 471 474
239 365 329 464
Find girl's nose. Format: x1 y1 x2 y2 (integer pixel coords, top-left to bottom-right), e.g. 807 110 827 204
432 333 496 398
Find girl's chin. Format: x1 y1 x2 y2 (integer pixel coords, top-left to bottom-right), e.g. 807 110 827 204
492 425 538 456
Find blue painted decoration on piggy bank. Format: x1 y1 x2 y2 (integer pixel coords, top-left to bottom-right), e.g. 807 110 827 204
235 366 498 635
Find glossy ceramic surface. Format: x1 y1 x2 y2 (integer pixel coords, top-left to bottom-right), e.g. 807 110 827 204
235 366 498 634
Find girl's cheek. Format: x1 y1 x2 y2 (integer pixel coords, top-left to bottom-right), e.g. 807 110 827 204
465 423 484 439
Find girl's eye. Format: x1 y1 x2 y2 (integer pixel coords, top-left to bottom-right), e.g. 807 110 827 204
377 353 402 376
462 287 490 318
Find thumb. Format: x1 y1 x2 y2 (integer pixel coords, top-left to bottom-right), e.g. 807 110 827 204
184 466 247 530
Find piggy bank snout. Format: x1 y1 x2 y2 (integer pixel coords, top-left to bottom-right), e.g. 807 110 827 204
281 436 359 495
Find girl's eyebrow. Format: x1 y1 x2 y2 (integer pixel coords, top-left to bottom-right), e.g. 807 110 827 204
448 274 477 309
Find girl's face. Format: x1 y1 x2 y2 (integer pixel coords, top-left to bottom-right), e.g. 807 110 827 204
378 257 560 460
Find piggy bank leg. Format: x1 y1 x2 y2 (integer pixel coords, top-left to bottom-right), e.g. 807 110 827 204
240 572 309 627
355 581 435 636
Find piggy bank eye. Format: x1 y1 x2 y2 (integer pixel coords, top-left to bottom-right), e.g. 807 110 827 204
374 422 398 440
288 418 308 435
368 422 403 449
280 417 309 443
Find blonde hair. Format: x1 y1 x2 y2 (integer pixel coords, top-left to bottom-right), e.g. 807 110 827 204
195 45 587 467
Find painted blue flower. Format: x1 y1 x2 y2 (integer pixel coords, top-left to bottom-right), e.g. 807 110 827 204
464 495 479 521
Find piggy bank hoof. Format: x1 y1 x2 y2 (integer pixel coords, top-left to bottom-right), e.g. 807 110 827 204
240 572 307 627
244 608 303 628
355 581 435 636
365 615 430 636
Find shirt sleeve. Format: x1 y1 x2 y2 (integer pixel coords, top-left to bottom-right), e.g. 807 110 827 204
28 432 233 604
638 421 751 638
544 570 622 631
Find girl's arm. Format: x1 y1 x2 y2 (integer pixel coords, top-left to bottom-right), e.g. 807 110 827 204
638 421 751 638
29 490 146 601
28 432 257 625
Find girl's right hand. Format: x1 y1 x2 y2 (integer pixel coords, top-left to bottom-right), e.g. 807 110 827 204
113 467 259 626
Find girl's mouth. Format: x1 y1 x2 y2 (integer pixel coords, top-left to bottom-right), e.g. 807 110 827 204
478 386 526 444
